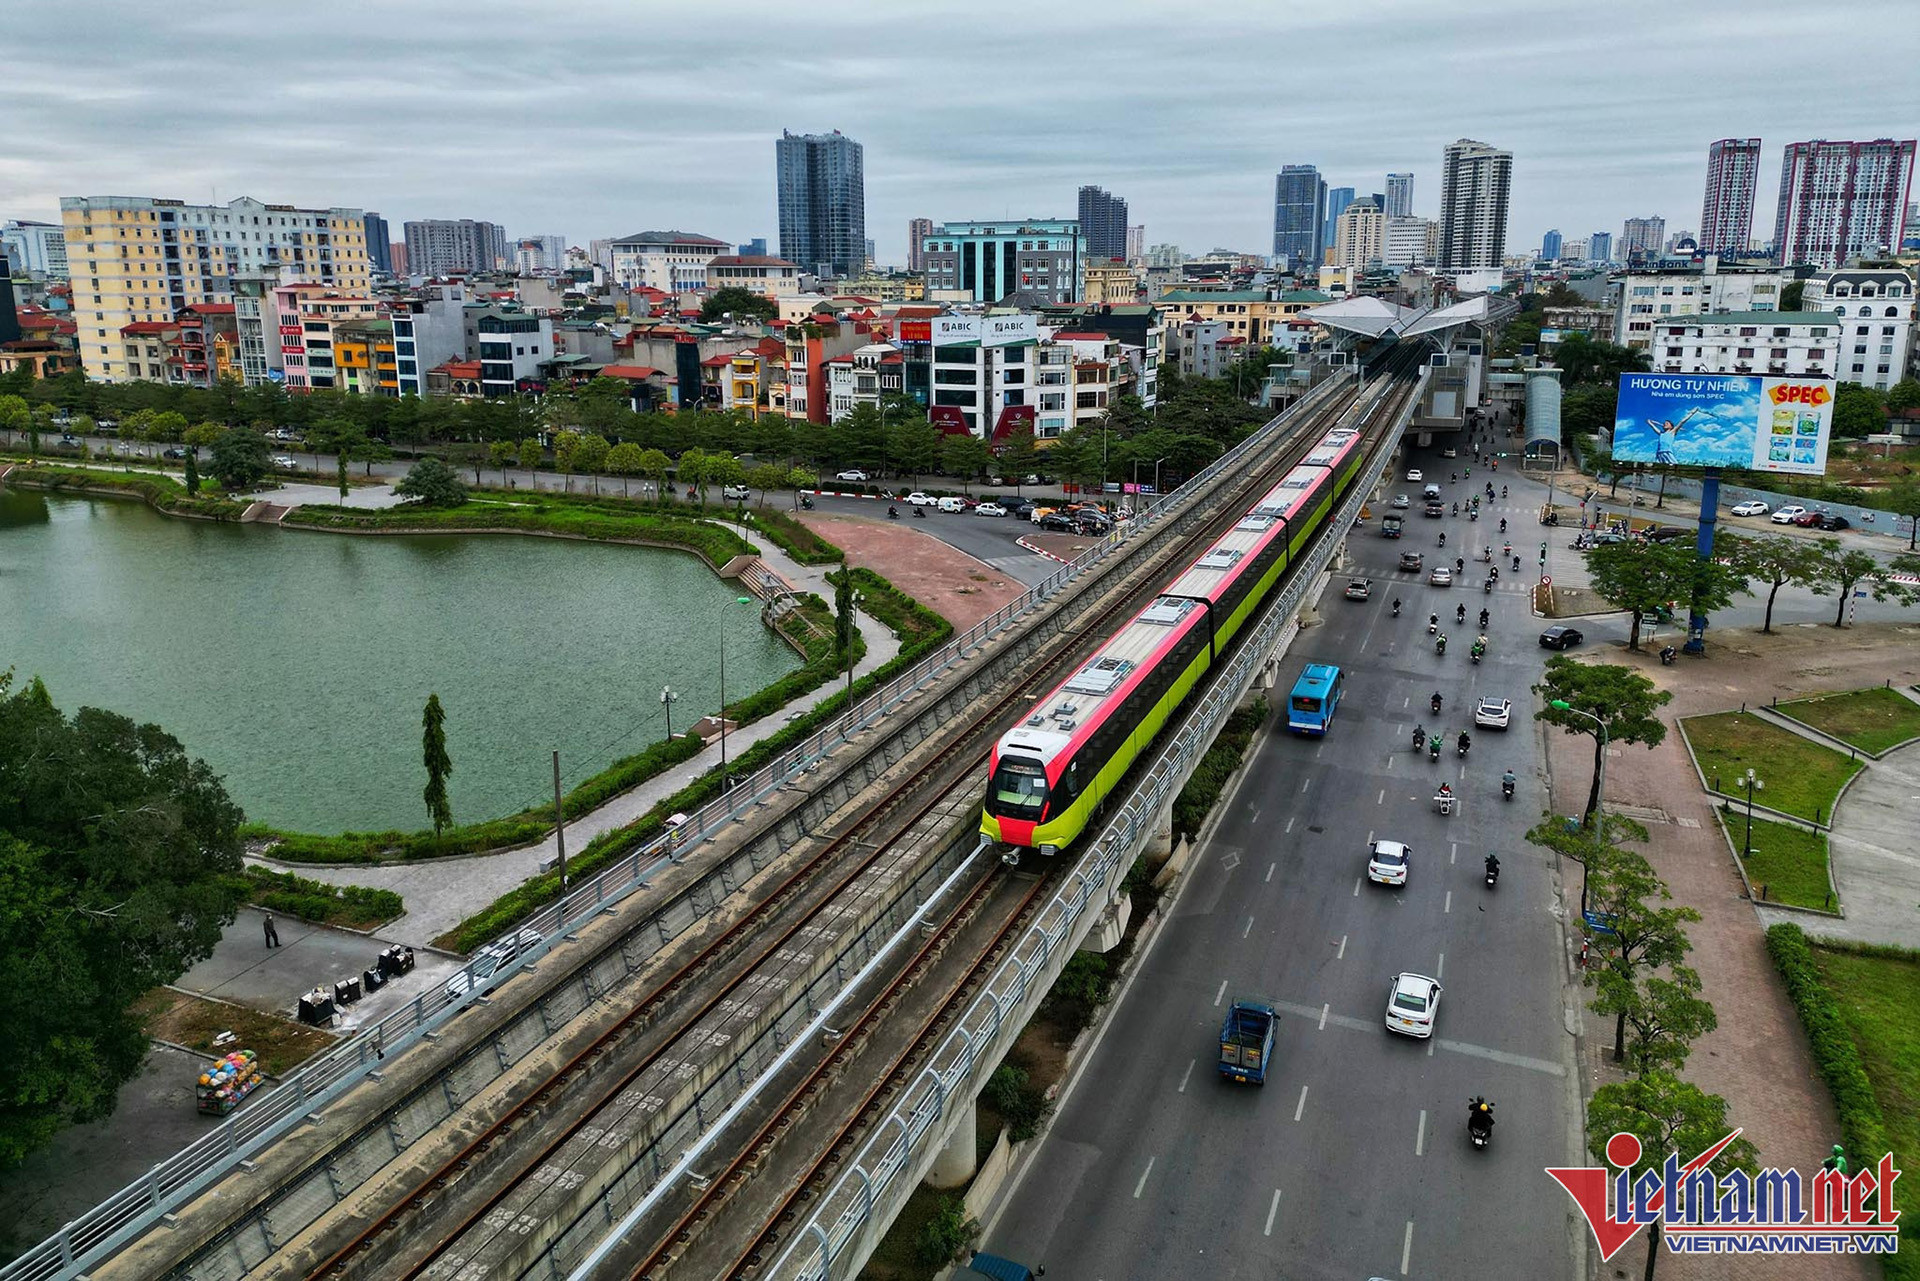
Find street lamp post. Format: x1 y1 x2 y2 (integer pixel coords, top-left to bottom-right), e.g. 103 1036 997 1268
717 595 754 790
660 685 677 740
1551 699 1608 914
1743 769 1764 857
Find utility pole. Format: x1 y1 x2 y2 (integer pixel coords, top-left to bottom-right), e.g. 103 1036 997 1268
551 749 568 891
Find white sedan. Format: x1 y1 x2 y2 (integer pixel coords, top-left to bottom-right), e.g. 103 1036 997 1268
1770 504 1808 524
1390 494 1411 509
1428 566 1453 587
1366 840 1410 887
974 502 1008 517
1405 468 1424 482
272 455 298 470
1730 500 1769 517
835 469 870 482
1473 697 1513 730
1385 972 1443 1039
905 491 937 506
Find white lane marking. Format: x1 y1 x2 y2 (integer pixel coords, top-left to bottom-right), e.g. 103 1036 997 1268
1266 862 1275 883
1402 1220 1415 1275
1213 979 1228 1007
1263 1000 1566 1075
1318 1003 1330 1030
1134 1156 1154 1199
1315 743 1325 760
1402 695 1409 708
1352 876 1362 897
1243 916 1255 939
1366 829 1374 844
1415 1109 1427 1157
1436 951 1445 979
1286 817 1295 834
1459 763 1467 780
1428 1038 1436 1057
1377 788 1386 804
1294 1085 1309 1121
1178 1059 1195 1094
1337 934 1347 960
1301 778 1311 793
1265 1188 1282 1236
1450 840 1458 862
1444 890 1452 914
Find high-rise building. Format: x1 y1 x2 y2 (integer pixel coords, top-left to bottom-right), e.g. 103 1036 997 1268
1322 187 1355 260
363 212 392 274
1540 229 1562 261
1437 138 1512 271
1563 237 1590 263
390 242 408 276
1333 196 1385 269
1383 216 1436 267
1621 216 1666 264
1126 225 1145 262
404 219 508 276
1698 138 1761 257
776 129 866 278
1077 185 1130 260
60 193 372 382
0 220 67 277
1801 267 1915 391
1773 138 1917 268
1272 165 1326 266
1589 231 1613 264
920 219 1082 305
738 238 768 257
0 250 19 345
513 234 567 274
1385 173 1414 219
907 217 935 273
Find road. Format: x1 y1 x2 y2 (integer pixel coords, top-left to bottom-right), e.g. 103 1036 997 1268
981 447 1585 1280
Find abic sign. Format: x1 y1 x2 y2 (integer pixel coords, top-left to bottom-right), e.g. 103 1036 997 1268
931 314 1040 347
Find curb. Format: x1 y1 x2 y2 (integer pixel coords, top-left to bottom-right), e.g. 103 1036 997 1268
1015 535 1074 566
1707 806 1845 920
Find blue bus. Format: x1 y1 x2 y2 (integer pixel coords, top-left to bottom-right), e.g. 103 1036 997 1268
1287 663 1345 735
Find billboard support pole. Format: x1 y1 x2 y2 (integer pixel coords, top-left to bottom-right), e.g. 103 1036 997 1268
1686 467 1719 655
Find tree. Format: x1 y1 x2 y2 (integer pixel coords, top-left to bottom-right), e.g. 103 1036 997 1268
1591 964 1717 1076
1780 279 1805 310
677 447 710 504
552 429 582 492
1830 382 1887 439
182 449 200 496
1585 540 1744 651
637 447 672 501
421 693 453 837
1525 810 1650 916
447 441 486 485
606 441 648 497
1533 658 1672 828
839 404 888 472
998 427 1039 488
699 286 779 323
354 436 393 477
1718 533 1826 632
1888 378 1920 413
940 433 991 491
335 452 350 504
1560 383 1618 443
207 426 270 490
886 418 942 482
394 457 469 507
745 462 788 505
488 439 518 485
1584 1072 1758 1281
1802 537 1920 626
517 435 544 481
1585 847 1701 1062
1882 479 1920 550
573 432 610 495
833 561 856 667
0 671 246 1164
1552 333 1650 387
705 452 746 499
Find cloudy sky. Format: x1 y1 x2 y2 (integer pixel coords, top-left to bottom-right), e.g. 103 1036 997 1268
5 0 1913 264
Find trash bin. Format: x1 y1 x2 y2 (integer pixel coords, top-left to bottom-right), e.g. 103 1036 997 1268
362 967 387 992
334 976 363 1005
298 987 335 1026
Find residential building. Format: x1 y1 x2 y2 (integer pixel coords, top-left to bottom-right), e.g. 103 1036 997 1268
60 194 372 381
1169 316 1234 379
1614 260 1787 349
1620 216 1666 264
1383 216 1436 268
907 217 935 273
0 301 80 379
923 312 1047 440
230 273 278 385
1801 268 1914 391
1437 138 1512 271
1649 311 1838 378
363 212 392 274
1272 165 1326 267
783 315 871 422
390 280 470 397
716 336 787 416
825 342 905 421
1126 225 1145 262
842 270 927 302
403 218 508 276
1049 330 1129 435
473 308 554 397
1540 229 1562 261
513 234 567 274
389 242 408 275
705 254 805 298
1773 139 1917 268
1542 306 1616 344
1385 173 1414 219
2 220 68 277
1589 231 1613 264
1030 302 1164 408
921 219 1083 305
116 320 175 383
1322 187 1356 263
1333 197 1385 269
776 129 866 278
1561 237 1589 263
425 358 483 398
1082 259 1143 305
1147 242 1183 269
1699 138 1761 257
166 303 238 387
271 283 382 392
865 238 876 270
609 229 729 294
331 317 398 396
1077 186 1129 261
1152 287 1327 346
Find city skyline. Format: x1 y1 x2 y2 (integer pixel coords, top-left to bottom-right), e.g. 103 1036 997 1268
2 0 1914 264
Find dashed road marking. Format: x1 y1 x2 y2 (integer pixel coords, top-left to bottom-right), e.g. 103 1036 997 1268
1265 1189 1282 1236
1444 890 1452 914
1402 1220 1415 1274
1416 1108 1427 1156
1337 934 1347 960
1294 1085 1309 1121
1178 1059 1195 1094
1134 1156 1154 1199
1319 1003 1330 1030
1213 979 1228 1007
1266 862 1276 883
1244 916 1255 939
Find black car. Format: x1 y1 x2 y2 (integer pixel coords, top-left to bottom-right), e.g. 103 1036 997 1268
1644 526 1693 543
162 447 189 459
1539 625 1585 650
1815 513 1851 532
1003 498 1035 519
1037 512 1077 533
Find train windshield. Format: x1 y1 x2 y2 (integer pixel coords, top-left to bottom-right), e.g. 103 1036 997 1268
989 755 1049 819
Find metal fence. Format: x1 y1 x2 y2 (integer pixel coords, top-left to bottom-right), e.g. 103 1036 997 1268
766 369 1418 1281
2 370 1355 1281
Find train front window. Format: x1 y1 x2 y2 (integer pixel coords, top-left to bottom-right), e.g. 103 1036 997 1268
989 756 1048 818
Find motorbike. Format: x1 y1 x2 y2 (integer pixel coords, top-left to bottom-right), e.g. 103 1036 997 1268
1431 692 1443 714
1413 726 1426 751
1392 599 1402 617
1499 518 1507 533
1438 532 1447 547
1457 733 1471 757
888 506 900 520
1468 1099 1495 1150
914 506 926 518
1429 737 1441 762
800 496 815 510
1501 773 1516 801
1428 616 1439 635
1484 858 1501 888
1435 635 1448 656
1469 509 1479 521
1480 548 1493 563
1456 604 1466 625
1479 610 1489 629
1452 502 1459 516
1485 577 1495 594
1660 646 1677 666
1470 647 1482 665
1513 555 1521 571
1436 788 1455 816
1502 541 1512 558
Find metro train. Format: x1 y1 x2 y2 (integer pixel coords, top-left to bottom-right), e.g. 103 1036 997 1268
981 400 1387 859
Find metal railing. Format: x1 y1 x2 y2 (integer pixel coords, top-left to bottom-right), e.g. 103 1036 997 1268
2 370 1354 1281
767 368 1421 1281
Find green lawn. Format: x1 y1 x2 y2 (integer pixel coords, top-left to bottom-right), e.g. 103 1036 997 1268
1776 687 1920 756
1682 711 1864 823
1809 944 1919 1254
1716 811 1835 911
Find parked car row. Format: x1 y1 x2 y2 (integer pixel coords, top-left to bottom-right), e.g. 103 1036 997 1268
1728 500 1851 531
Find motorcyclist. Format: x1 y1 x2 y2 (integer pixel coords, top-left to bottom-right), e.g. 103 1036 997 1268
914 505 926 518
1438 531 1447 547
1436 633 1448 655
1484 853 1501 880
1392 596 1402 617
1429 736 1441 760
1499 517 1507 533
1428 613 1439 634
1469 1097 1495 1133
1431 691 1443 714
1457 730 1471 754
1451 471 1458 483
1502 484 1509 498
1455 556 1465 575
1490 565 1499 582
1501 769 1516 795
1513 554 1521 571
1456 603 1467 625
1452 501 1459 516
1414 723 1426 750
1479 608 1489 628
888 505 899 519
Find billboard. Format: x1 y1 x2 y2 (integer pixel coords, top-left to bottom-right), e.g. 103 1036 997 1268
931 314 1039 348
1612 373 1833 475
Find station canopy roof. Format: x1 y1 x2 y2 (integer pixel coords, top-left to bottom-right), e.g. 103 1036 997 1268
1302 294 1494 342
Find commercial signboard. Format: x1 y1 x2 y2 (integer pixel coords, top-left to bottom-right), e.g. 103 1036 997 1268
1612 372 1833 475
932 314 1040 347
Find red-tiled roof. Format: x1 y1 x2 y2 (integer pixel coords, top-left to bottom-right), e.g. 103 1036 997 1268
186 302 236 316
700 354 732 367
120 321 175 336
753 336 784 358
601 363 664 379
1051 331 1112 341
433 358 483 377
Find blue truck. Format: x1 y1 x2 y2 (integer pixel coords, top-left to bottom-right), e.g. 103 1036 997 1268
1217 999 1278 1085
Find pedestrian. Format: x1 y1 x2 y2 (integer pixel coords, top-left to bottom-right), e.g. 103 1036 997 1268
263 913 280 949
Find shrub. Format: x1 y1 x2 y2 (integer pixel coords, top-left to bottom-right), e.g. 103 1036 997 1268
913 1195 978 1267
236 866 403 929
983 1061 1053 1142
741 507 842 565
1041 951 1114 1036
1170 698 1269 840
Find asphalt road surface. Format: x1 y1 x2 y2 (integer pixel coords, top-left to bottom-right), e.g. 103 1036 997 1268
799 491 1060 586
981 451 1585 1280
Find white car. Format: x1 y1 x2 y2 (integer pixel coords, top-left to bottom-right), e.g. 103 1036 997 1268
975 502 1008 517
1366 840 1410 887
1428 566 1453 587
1441 447 1458 458
1390 494 1411 509
1730 500 1769 517
272 455 298 470
905 491 936 506
1386 972 1443 1038
835 469 869 482
445 928 545 999
721 484 751 500
1770 505 1808 524
1405 468 1424 482
1474 697 1513 730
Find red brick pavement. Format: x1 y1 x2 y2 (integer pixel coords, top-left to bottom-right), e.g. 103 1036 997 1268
794 513 1027 632
1549 622 1919 1280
